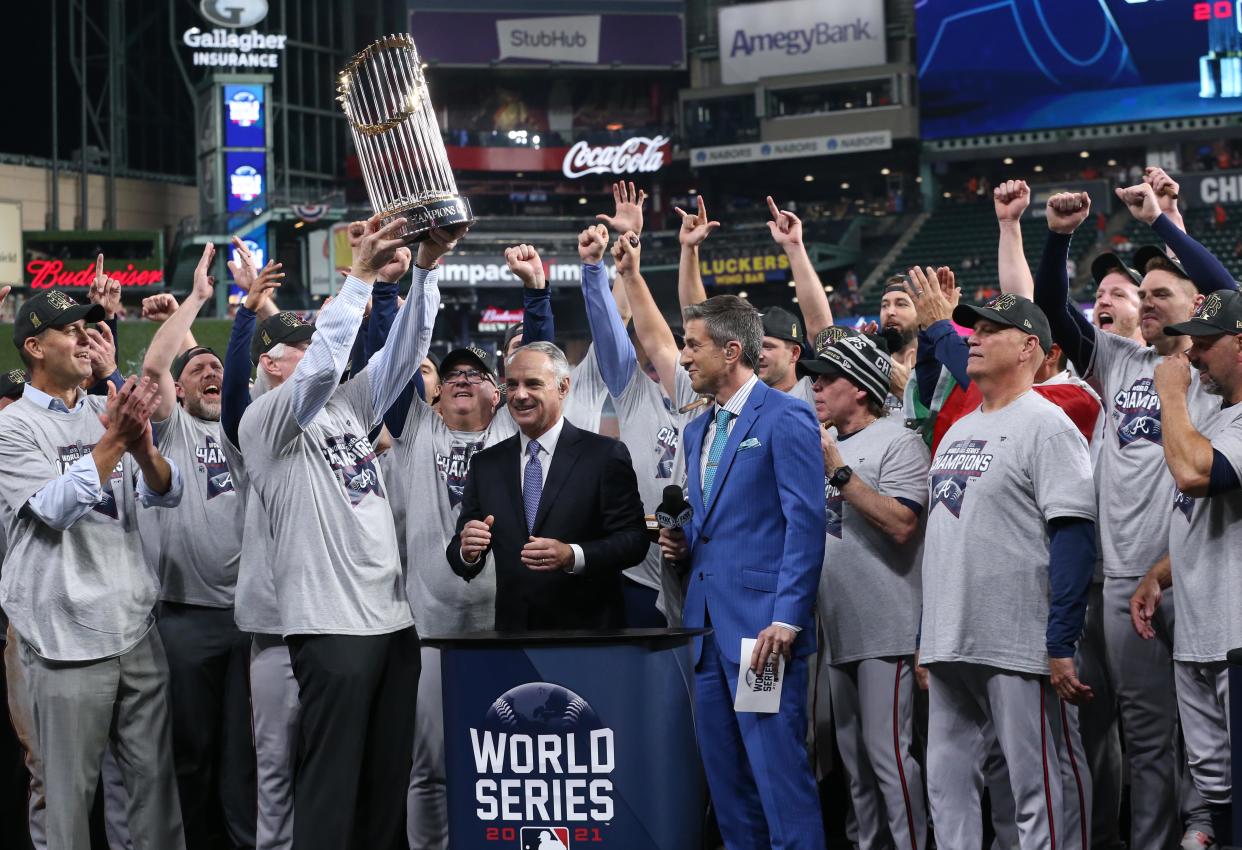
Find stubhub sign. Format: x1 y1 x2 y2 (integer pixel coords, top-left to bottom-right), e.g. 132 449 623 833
718 0 885 84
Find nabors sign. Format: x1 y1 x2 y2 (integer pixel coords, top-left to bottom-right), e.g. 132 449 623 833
562 136 668 179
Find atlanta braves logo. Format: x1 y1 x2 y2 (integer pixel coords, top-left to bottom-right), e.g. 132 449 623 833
929 439 993 518
320 432 384 507
1174 490 1195 521
1113 377 1162 448
57 442 122 519
1198 293 1222 319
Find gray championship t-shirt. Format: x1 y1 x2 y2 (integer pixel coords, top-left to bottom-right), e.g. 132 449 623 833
820 417 929 664
219 433 281 635
139 405 242 607
1169 399 1242 663
610 364 699 619
790 375 816 409
1089 331 1218 577
920 391 1096 675
239 370 412 636
387 395 516 637
564 344 606 435
0 397 161 661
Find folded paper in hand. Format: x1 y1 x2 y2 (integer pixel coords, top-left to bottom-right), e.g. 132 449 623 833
735 637 783 713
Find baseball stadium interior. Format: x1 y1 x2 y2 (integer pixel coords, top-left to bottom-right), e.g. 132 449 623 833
2 0 1242 849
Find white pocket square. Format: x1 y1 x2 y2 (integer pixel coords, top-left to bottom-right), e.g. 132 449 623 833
738 437 762 451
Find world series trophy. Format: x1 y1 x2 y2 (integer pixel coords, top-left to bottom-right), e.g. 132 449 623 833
337 34 473 242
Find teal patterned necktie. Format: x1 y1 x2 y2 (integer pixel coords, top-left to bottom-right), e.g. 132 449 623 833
702 407 733 505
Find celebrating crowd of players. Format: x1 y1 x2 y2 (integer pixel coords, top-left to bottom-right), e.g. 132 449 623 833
0 168 1239 850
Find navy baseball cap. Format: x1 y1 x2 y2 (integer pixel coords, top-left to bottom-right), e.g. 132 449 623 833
1091 253 1143 288
0 367 28 399
1134 245 1192 284
760 306 804 347
440 345 498 383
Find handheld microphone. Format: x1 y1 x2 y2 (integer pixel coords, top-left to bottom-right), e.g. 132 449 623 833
654 485 692 530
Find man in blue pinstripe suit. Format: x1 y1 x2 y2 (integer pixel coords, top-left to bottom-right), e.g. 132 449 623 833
659 295 827 850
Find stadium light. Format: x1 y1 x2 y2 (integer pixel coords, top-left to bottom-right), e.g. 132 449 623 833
578 197 588 205
840 182 850 190
1079 151 1090 158
1034 164 1045 172
880 168 891 175
804 175 815 182
1003 157 1014 165
739 290 748 298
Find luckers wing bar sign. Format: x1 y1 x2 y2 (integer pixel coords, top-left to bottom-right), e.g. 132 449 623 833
23 231 166 290
700 250 792 287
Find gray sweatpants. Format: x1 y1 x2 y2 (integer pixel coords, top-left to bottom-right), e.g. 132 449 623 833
1175 660 1231 807
827 657 925 850
408 645 447 850
927 663 1062 850
14 628 185 850
250 634 299 850
1103 576 1211 842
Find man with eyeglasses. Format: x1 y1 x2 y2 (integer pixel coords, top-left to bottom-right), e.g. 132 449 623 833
0 289 186 848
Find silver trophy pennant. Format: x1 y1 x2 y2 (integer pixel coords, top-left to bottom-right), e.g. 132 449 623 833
337 34 473 242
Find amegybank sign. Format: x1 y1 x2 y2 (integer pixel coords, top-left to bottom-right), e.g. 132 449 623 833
718 0 885 85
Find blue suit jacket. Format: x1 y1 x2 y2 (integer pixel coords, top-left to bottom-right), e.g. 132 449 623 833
682 380 826 666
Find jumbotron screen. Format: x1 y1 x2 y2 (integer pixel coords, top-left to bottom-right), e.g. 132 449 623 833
916 0 1242 139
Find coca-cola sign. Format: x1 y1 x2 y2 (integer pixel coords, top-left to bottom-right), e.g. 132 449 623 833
561 136 669 179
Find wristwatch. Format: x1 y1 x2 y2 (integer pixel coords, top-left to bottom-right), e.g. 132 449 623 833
829 465 853 488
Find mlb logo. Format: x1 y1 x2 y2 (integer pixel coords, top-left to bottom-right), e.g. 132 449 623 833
520 826 569 849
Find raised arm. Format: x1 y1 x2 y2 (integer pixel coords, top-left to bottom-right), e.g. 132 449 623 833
1036 193 1098 374
674 194 719 309
907 266 969 389
1117 182 1238 295
621 242 681 402
144 243 216 422
221 257 284 446
579 225 637 398
360 226 463 427
994 179 1034 298
504 242 555 346
767 195 833 339
1145 167 1185 234
287 215 406 428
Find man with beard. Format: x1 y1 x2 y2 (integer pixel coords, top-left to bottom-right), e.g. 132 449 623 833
140 242 256 848
1135 289 1242 847
1036 183 1236 850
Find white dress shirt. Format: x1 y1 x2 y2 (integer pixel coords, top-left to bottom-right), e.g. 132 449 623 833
462 416 585 573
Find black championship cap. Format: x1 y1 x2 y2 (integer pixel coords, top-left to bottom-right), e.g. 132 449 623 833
1090 253 1143 288
1133 245 1192 283
760 306 804 347
171 346 221 380
0 367 28 399
812 325 860 355
953 292 1053 353
440 344 498 383
797 333 892 408
13 290 106 347
1165 289 1242 337
251 311 316 365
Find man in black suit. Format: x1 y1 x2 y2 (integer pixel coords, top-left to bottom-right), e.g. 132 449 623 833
447 342 649 630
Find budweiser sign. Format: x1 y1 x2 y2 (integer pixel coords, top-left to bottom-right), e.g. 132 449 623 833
477 306 524 333
561 135 669 179
26 260 165 289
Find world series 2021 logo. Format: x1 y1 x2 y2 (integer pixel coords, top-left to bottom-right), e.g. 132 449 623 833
472 682 614 845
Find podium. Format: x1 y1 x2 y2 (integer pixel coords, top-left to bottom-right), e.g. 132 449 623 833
425 628 707 850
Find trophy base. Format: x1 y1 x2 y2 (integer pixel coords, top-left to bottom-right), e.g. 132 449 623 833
382 196 475 244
